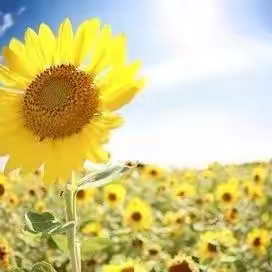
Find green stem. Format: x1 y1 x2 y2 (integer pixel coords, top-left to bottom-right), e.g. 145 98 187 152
64 184 80 272
73 189 81 271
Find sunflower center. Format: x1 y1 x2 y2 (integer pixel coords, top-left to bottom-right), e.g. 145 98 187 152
149 249 159 256
77 190 85 200
207 243 217 253
108 193 117 201
23 64 99 140
222 192 232 202
253 237 261 247
131 212 142 221
168 261 192 272
0 246 7 261
121 268 134 272
0 184 5 196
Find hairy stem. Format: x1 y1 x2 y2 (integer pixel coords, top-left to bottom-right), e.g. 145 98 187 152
64 184 80 272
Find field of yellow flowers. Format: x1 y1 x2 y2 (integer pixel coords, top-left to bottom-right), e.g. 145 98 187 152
1 160 272 272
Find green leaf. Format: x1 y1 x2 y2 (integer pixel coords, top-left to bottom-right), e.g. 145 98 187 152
31 261 57 272
81 237 111 259
53 235 69 255
50 221 75 235
25 211 61 234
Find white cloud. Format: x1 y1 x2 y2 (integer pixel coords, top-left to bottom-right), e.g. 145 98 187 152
0 13 13 37
109 105 272 168
17 7 26 16
109 0 272 168
145 0 269 90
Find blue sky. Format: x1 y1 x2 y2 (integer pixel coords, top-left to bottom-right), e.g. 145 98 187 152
1 0 272 168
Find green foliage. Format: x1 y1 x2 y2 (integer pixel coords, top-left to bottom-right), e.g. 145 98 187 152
25 212 61 234
81 237 111 260
31 262 57 272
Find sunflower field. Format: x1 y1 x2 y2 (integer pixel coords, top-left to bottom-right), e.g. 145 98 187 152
1 160 272 272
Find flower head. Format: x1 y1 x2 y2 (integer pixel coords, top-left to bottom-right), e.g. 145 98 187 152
0 18 145 183
0 239 10 269
173 183 196 200
103 259 147 272
124 198 152 231
167 254 199 272
246 228 270 256
103 183 126 207
215 180 239 206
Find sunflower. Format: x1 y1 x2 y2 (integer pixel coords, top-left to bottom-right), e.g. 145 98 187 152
81 222 106 237
173 183 196 200
224 207 239 224
200 169 214 180
0 239 10 269
140 164 165 180
103 183 126 207
5 192 20 209
34 200 47 212
143 243 162 259
215 180 239 206
197 230 236 260
244 181 266 206
163 210 191 236
251 166 267 184
76 188 97 203
246 228 270 256
167 254 199 272
124 198 152 231
103 259 147 272
0 176 9 200
0 18 145 183
197 231 220 260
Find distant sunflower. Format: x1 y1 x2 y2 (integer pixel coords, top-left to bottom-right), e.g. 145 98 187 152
197 232 220 260
0 239 10 269
0 176 9 199
246 228 270 256
103 183 126 207
0 18 145 183
81 222 105 237
173 183 196 200
103 259 147 272
5 192 20 209
215 180 239 206
76 188 97 203
143 243 162 259
124 198 152 231
167 254 199 272
224 207 239 224
197 230 236 260
244 181 267 206
251 166 267 184
141 164 165 180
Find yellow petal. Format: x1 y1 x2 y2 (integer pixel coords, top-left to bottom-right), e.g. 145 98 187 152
110 34 126 66
55 18 74 64
25 28 47 73
2 47 33 78
38 23 56 67
87 24 112 73
74 18 100 66
102 78 146 111
97 60 142 94
87 144 109 163
0 64 28 88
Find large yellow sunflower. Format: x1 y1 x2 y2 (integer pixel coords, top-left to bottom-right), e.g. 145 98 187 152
0 18 145 183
